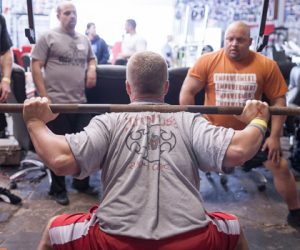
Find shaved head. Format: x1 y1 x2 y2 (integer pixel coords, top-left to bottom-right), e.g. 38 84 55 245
56 1 74 15
225 21 251 38
224 21 252 61
56 1 77 34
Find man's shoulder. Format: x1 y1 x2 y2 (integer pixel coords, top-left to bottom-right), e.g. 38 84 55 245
250 50 276 64
93 35 104 44
37 28 59 39
75 31 90 42
132 33 146 41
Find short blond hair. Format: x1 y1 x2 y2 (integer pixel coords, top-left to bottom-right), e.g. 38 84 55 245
126 51 168 96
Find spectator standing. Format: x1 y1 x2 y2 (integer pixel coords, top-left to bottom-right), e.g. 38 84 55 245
30 1 97 206
0 14 13 138
0 14 22 205
180 21 300 228
115 19 147 65
162 35 174 68
86 22 110 64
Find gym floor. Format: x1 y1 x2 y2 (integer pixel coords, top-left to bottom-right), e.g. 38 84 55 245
0 138 300 250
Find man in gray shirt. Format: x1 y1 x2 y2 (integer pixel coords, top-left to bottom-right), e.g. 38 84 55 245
24 51 269 250
31 1 97 205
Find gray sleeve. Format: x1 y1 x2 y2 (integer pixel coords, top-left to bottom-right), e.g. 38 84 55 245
85 36 96 61
65 115 111 179
31 34 50 62
192 116 234 172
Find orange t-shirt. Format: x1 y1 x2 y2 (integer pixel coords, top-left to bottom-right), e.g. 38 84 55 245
188 49 288 130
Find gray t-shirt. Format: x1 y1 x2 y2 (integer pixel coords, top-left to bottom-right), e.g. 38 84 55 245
31 27 95 103
65 111 234 239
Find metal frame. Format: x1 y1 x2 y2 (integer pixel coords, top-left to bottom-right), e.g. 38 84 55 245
25 0 35 44
256 0 270 52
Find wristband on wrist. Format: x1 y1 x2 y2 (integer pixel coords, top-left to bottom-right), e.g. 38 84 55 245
250 118 268 129
248 124 266 137
2 77 11 85
248 118 268 137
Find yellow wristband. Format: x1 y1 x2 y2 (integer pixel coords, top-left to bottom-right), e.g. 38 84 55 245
2 77 11 85
250 118 268 129
248 124 266 137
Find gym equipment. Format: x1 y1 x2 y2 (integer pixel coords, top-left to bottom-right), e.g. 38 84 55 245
1 103 300 115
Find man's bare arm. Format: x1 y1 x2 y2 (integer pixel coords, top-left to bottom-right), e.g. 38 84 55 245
0 49 13 102
223 100 270 168
23 97 79 176
270 96 286 137
31 59 48 98
262 95 286 162
179 75 205 105
86 59 97 88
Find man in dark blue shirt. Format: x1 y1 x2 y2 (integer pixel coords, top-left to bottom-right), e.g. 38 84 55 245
86 22 110 64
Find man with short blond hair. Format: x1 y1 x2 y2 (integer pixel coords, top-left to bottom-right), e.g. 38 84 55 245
24 51 273 249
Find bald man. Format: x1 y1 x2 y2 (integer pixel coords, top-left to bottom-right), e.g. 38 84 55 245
180 21 300 228
31 1 97 205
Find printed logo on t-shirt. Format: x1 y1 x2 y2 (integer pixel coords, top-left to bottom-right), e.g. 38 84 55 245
58 41 87 67
214 73 257 106
125 123 176 164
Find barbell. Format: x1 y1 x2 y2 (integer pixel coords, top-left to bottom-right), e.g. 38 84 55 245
1 103 300 115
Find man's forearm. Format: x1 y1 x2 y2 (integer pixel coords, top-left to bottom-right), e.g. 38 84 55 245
270 115 286 137
88 59 97 69
1 49 13 78
224 120 267 167
270 96 286 138
26 120 79 176
31 70 47 97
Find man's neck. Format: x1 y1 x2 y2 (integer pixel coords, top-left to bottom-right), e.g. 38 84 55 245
61 26 76 36
88 34 95 40
129 30 136 36
131 96 164 104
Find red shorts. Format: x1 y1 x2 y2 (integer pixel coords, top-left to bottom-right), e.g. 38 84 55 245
49 206 240 250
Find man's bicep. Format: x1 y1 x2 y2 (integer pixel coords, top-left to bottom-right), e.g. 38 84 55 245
31 59 45 72
270 95 286 106
179 75 205 105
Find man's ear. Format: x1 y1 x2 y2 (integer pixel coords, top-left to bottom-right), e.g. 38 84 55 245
163 80 169 96
125 80 132 97
249 37 253 47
